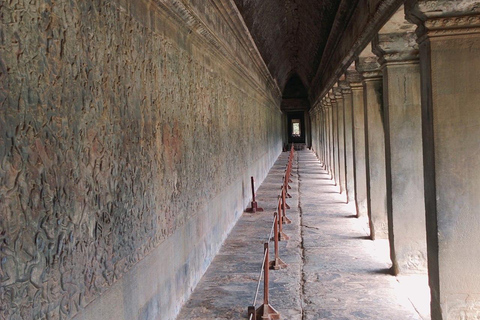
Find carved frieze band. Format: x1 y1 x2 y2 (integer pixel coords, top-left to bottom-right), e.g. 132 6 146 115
406 0 480 40
159 0 281 102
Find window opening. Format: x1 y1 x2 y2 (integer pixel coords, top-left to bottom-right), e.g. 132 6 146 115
292 119 301 137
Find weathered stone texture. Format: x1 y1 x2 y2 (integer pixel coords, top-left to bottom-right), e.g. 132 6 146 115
0 1 281 319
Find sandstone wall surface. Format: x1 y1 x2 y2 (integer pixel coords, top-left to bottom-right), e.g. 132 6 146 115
0 1 282 319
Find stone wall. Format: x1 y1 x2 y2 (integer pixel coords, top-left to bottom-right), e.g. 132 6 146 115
0 1 282 319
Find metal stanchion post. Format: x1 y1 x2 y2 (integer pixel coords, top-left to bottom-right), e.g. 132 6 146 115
246 176 264 213
269 212 287 270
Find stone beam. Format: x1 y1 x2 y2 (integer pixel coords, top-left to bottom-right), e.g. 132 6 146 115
310 0 405 104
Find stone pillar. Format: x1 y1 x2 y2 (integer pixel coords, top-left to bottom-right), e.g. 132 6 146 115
323 99 330 170
327 97 335 180
324 98 334 178
321 99 328 172
311 110 316 153
312 105 321 159
348 67 368 219
406 1 480 318
319 101 324 163
305 111 312 149
356 50 388 240
315 108 321 158
329 90 340 187
319 108 324 162
339 79 355 204
372 14 427 275
334 86 347 195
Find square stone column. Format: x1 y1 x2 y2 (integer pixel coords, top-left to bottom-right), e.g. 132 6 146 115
348 69 369 219
319 108 325 164
320 102 326 165
321 99 328 173
372 13 427 276
406 1 480 318
320 109 324 163
314 109 318 155
329 91 340 187
322 98 333 174
356 51 388 240
316 108 322 161
311 109 317 155
328 97 336 181
324 97 334 179
334 86 347 195
340 80 355 204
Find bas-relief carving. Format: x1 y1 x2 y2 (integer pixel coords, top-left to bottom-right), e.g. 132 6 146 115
0 1 280 319
410 0 480 18
446 297 480 320
406 0 480 39
399 247 427 271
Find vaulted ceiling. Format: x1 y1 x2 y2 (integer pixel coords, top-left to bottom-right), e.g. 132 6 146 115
233 0 342 93
233 0 406 102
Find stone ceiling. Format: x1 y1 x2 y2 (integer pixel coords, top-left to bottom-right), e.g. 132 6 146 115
233 0 342 93
233 0 407 103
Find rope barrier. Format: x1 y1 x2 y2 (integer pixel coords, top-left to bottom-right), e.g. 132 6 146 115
252 248 268 307
266 212 276 244
246 146 295 319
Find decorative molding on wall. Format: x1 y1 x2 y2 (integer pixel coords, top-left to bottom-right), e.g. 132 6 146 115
149 0 282 107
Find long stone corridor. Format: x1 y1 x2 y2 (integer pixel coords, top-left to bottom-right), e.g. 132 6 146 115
178 150 427 320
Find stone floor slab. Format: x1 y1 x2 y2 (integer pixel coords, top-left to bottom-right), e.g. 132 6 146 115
177 150 429 320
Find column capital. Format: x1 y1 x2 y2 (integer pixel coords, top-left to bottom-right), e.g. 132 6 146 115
338 80 352 94
372 32 419 64
349 82 364 91
405 0 480 40
356 56 382 79
328 90 336 102
356 44 382 79
324 96 332 107
346 68 363 84
333 86 343 100
372 5 419 64
346 64 363 90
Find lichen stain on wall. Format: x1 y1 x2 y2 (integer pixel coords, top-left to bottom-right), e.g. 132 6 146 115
0 0 281 319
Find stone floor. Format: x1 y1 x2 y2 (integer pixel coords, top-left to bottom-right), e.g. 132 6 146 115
177 150 430 320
